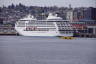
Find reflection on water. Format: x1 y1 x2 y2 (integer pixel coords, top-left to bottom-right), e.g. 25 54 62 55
0 36 96 64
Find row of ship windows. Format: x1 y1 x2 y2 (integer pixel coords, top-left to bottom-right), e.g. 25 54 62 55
57 25 72 27
56 22 70 25
17 25 55 27
57 24 70 26
17 24 55 27
22 23 68 26
58 26 72 27
18 22 71 26
60 31 73 34
17 22 71 27
58 28 73 30
18 21 55 25
24 28 56 31
27 23 54 26
28 22 54 25
26 24 55 26
57 23 71 25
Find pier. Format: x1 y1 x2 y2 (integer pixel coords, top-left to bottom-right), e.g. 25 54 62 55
74 33 96 38
0 27 18 35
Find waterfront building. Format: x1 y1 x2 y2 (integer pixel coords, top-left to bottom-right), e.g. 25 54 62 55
72 7 96 21
66 4 74 22
83 7 96 20
71 20 96 37
66 10 73 22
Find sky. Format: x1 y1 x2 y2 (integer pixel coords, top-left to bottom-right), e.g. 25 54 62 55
0 0 96 7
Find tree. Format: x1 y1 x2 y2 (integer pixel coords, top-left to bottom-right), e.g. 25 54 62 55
8 3 15 9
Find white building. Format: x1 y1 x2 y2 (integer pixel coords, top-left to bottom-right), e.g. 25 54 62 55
66 4 74 22
66 10 73 22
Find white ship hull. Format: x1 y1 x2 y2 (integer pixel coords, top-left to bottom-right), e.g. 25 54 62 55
15 27 73 36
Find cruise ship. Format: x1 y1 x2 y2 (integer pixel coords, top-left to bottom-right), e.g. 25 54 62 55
15 13 74 36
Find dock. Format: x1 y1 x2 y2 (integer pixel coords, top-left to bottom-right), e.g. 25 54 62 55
0 27 18 35
74 33 96 38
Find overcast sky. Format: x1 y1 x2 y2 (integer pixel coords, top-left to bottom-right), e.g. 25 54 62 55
0 0 96 7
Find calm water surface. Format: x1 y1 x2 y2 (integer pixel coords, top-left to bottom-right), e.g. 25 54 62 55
0 36 96 64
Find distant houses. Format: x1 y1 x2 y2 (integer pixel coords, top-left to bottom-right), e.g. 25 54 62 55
0 3 96 24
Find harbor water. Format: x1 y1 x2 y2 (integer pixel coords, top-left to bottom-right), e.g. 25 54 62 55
0 36 96 64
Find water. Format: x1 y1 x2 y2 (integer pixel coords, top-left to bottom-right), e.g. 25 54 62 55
0 36 96 64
